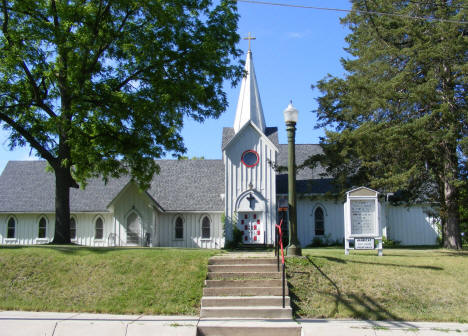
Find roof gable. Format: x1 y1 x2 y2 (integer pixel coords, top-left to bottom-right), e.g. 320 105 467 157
222 121 278 152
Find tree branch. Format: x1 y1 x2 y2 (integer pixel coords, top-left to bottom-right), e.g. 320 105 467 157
0 111 56 165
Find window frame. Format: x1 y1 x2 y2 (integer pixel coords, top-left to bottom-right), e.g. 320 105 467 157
241 149 260 168
70 216 77 240
201 215 211 240
38 216 47 239
314 207 325 236
6 216 16 239
94 216 104 240
174 216 184 240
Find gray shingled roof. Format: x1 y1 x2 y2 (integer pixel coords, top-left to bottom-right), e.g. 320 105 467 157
276 144 335 194
147 160 224 211
0 143 333 213
0 160 224 213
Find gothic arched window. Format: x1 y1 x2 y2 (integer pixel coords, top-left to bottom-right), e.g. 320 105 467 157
70 217 76 239
175 216 184 239
7 217 16 239
314 207 325 236
38 217 47 238
201 216 211 239
95 217 104 239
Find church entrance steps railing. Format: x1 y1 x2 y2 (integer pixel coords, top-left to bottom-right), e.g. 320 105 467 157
197 254 301 336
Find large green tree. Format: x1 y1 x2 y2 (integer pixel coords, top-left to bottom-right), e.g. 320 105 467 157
0 0 242 244
311 0 467 249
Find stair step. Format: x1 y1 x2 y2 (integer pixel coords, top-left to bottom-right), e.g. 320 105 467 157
200 306 292 319
205 279 282 288
207 272 281 280
208 265 278 272
202 296 290 307
197 319 301 336
203 287 286 296
209 258 276 265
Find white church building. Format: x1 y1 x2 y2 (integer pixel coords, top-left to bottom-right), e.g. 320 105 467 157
0 50 439 248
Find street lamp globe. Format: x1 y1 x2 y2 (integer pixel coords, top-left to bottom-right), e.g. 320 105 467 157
283 101 298 123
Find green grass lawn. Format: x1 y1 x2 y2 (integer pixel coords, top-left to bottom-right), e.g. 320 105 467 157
287 248 468 322
0 246 219 315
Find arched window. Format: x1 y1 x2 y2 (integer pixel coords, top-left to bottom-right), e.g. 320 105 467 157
70 217 76 239
95 217 104 239
38 217 47 238
315 207 325 236
201 216 211 239
175 216 184 239
7 217 16 239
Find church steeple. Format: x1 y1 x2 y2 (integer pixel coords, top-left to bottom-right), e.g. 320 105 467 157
233 47 266 133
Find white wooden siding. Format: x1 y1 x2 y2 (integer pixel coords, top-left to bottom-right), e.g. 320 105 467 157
296 199 344 246
0 213 113 246
385 205 438 245
224 124 277 244
110 183 155 246
157 213 224 248
295 200 439 246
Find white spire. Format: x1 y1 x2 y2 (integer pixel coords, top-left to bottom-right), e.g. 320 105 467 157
233 50 266 133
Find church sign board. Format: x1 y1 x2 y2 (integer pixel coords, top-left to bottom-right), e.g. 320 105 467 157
344 187 383 256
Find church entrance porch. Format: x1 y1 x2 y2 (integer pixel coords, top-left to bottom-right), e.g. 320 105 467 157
238 212 264 244
126 211 142 246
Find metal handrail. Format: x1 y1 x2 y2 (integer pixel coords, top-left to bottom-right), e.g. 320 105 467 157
275 219 286 308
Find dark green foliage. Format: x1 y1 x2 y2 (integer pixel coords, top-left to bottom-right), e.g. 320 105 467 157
0 1 242 243
310 0 467 249
224 225 243 249
382 236 400 248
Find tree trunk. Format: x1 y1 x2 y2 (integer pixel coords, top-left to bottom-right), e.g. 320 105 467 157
443 179 462 249
51 167 72 244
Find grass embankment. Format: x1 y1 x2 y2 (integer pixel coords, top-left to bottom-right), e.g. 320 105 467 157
0 246 218 315
287 248 468 322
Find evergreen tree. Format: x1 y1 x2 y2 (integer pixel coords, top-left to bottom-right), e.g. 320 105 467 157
311 0 467 249
0 1 242 244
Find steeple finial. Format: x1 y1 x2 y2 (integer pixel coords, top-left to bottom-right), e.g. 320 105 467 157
243 32 256 51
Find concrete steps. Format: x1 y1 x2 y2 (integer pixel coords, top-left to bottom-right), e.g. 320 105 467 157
201 296 290 307
208 264 278 272
200 306 292 318
197 320 301 336
203 286 286 296
206 271 281 280
205 279 282 287
197 254 301 336
209 258 276 265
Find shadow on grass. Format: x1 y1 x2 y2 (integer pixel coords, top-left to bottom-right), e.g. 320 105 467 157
291 256 418 328
316 255 443 271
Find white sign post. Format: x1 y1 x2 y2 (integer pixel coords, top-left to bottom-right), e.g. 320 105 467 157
344 187 383 256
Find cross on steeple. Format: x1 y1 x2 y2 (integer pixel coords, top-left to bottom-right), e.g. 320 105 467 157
244 32 256 51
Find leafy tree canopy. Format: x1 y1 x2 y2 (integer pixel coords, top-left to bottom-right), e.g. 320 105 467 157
309 0 467 249
0 0 243 243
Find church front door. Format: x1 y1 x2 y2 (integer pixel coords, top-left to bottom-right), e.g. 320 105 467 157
126 212 141 246
238 212 264 244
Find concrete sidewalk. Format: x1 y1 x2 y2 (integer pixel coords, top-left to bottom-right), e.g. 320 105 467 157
0 311 467 336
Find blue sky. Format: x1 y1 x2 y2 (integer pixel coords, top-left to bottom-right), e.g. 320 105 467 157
0 0 352 172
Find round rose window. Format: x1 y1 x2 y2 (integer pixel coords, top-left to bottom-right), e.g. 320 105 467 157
241 150 259 167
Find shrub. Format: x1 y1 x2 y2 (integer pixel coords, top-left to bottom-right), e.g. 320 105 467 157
224 226 243 249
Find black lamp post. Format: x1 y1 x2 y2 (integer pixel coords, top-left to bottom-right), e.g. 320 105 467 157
283 102 301 256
